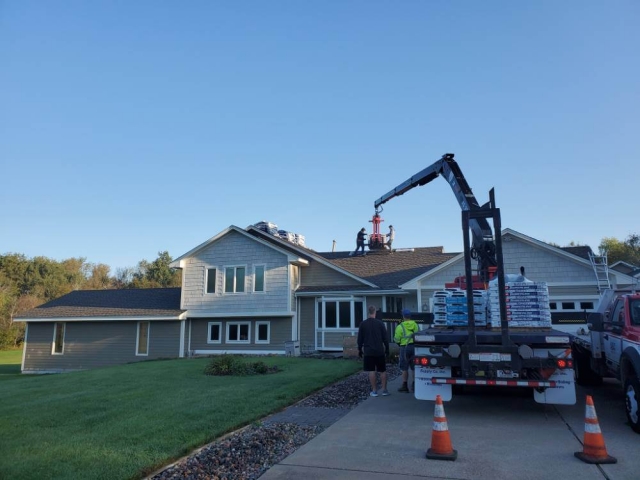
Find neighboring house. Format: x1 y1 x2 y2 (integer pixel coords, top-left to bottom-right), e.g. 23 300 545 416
15 226 637 373
610 260 640 279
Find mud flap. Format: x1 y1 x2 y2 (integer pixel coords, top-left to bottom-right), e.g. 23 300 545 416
415 366 452 401
533 368 576 405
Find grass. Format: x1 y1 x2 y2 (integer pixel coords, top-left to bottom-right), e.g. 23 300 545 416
0 348 22 375
0 355 361 480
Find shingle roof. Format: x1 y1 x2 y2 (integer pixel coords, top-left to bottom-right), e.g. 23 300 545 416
559 246 593 261
247 227 459 290
16 288 184 319
318 247 460 290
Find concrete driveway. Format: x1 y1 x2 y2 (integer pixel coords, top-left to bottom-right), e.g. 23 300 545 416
260 376 636 480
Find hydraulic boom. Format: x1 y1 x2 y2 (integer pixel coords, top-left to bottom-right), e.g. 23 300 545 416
374 153 497 282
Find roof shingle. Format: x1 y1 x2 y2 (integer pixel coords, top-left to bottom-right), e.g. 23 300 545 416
16 288 183 319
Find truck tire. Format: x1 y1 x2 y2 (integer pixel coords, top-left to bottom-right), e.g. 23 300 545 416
624 375 640 434
572 346 603 386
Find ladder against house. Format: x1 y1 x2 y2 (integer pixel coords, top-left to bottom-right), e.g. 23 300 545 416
589 251 611 293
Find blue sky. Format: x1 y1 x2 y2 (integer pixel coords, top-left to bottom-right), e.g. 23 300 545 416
1 1 638 274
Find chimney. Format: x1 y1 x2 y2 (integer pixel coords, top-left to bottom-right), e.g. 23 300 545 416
332 240 336 252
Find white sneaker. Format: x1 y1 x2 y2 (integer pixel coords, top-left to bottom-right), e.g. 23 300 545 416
370 391 379 397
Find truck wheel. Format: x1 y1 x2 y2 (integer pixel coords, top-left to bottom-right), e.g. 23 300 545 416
624 375 640 434
572 346 603 386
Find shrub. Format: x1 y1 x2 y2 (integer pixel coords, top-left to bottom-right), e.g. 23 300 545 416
204 355 281 376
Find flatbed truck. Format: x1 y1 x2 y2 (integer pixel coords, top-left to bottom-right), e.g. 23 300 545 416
375 153 576 405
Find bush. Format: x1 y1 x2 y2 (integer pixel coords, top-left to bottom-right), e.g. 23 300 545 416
204 355 281 376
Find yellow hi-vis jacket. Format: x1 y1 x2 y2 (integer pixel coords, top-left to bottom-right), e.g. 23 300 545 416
394 320 420 346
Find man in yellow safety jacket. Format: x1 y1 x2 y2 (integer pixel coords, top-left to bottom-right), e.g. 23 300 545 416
394 308 420 392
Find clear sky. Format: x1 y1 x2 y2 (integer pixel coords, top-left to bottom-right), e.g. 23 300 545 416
1 1 638 274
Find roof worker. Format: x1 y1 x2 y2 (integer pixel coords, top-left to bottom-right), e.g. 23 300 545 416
350 228 367 256
394 308 420 392
386 225 395 251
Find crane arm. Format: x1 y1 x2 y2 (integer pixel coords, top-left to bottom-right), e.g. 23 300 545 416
374 153 497 281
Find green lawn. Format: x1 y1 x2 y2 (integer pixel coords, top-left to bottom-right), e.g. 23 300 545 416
0 356 361 480
0 348 22 375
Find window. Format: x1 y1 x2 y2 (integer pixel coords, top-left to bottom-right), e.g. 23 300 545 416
206 268 217 294
137 321 150 356
254 265 265 292
52 322 65 355
256 321 270 343
561 302 575 310
317 298 365 329
549 302 557 310
580 302 594 310
630 300 640 326
227 322 250 343
208 322 222 344
224 266 246 293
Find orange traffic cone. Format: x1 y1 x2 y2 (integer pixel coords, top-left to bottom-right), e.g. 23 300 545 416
574 395 617 464
426 394 457 461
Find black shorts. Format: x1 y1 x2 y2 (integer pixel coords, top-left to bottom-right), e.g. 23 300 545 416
363 355 386 372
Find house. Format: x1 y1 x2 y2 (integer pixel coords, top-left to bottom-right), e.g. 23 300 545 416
610 260 640 280
14 226 637 373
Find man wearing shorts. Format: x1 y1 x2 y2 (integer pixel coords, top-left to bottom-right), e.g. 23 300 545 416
357 305 390 397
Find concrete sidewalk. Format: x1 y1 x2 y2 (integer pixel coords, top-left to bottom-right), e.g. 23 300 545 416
260 375 625 480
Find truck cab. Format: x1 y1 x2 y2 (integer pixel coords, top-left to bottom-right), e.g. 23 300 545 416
572 291 640 432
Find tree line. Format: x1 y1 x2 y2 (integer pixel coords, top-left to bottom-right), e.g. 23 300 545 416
0 251 181 349
1 235 639 350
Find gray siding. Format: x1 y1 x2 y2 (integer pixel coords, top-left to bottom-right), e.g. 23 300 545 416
420 239 597 287
182 231 291 314
299 298 316 351
300 262 363 287
23 321 180 372
189 317 292 352
500 240 596 283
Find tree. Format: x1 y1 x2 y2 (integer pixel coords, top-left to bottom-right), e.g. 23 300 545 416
599 233 640 266
132 251 181 288
84 264 112 290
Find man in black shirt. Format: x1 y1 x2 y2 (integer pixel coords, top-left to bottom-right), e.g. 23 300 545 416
357 305 390 397
350 228 367 256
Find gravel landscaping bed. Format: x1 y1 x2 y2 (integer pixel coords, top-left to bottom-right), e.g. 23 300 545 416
151 364 401 480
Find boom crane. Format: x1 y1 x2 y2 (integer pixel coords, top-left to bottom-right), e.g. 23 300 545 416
374 153 497 283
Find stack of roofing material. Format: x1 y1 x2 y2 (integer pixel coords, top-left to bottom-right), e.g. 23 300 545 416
294 233 306 247
254 221 279 235
488 280 551 328
254 222 307 247
431 289 488 327
277 230 296 242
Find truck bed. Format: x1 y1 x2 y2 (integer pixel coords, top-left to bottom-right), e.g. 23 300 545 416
416 326 572 345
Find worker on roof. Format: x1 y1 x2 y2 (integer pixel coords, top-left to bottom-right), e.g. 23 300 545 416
394 308 420 392
386 225 395 251
350 228 367 256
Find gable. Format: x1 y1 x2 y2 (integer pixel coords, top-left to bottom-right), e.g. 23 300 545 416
299 261 371 288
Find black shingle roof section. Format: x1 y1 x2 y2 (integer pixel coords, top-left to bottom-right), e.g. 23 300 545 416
560 246 593 261
318 248 461 290
17 288 184 319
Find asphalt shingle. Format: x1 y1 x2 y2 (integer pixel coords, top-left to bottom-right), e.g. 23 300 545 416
16 288 183 319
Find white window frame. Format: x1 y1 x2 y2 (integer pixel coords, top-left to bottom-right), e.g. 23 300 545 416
224 265 247 294
226 321 251 344
316 296 366 330
207 321 222 344
51 322 66 355
136 321 150 356
548 296 599 312
255 321 270 344
253 264 266 293
205 267 217 295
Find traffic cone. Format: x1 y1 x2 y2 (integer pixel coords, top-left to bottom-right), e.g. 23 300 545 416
426 394 458 461
574 395 617 464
